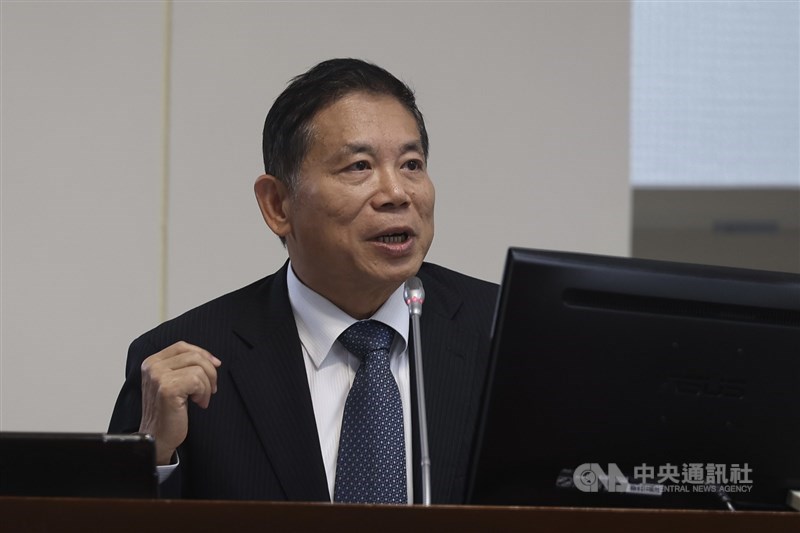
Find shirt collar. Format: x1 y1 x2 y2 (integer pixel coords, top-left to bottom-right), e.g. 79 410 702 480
286 262 410 369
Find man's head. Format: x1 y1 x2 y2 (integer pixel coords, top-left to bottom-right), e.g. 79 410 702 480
255 59 435 319
262 58 429 193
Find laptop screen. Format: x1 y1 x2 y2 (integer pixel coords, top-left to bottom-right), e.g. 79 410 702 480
0 432 157 498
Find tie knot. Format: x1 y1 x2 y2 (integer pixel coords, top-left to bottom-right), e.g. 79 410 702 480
338 320 395 361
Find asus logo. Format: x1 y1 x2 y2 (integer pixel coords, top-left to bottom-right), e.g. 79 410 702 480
665 376 746 400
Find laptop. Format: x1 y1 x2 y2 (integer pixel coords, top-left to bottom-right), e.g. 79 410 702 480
0 432 158 498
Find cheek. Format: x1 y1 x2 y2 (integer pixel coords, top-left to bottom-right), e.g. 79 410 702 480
312 182 369 223
323 198 354 221
414 180 435 218
295 183 357 225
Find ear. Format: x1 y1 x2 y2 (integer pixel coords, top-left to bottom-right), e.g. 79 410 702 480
254 174 292 238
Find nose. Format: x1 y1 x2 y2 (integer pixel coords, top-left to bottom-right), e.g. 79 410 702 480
373 167 410 209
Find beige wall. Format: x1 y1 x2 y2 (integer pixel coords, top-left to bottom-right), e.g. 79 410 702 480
1 1 631 431
2 2 164 431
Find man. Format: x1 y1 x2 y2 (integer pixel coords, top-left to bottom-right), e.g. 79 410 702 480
109 58 498 504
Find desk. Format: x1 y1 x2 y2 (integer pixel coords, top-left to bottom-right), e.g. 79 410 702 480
1 497 798 533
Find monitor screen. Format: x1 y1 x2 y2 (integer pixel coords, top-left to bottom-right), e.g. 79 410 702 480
468 248 800 511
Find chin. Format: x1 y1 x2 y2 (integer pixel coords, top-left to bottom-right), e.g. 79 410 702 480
365 263 416 285
386 262 423 284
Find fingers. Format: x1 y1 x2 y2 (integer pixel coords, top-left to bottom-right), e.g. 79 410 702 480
139 341 222 464
142 341 222 400
149 341 221 368
154 364 216 409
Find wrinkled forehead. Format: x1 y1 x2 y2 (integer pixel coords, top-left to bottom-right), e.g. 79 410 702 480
303 93 423 163
306 91 421 149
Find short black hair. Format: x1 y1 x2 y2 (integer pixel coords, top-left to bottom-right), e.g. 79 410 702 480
262 58 429 192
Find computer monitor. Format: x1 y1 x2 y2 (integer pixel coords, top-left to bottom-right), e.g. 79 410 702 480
468 248 800 511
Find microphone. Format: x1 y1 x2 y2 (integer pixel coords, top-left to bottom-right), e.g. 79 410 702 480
404 276 432 506
404 276 425 316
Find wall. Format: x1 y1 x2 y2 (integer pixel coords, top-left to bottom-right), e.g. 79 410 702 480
633 189 800 273
1 1 630 431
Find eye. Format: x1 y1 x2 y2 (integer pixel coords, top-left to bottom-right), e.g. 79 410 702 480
403 159 424 171
347 160 370 171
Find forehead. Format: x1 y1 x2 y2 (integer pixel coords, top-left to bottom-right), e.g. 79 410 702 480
307 92 421 151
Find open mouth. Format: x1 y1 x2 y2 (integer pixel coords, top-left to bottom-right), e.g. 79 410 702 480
376 232 410 244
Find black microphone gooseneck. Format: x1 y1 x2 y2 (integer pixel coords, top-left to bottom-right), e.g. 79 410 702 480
404 276 431 506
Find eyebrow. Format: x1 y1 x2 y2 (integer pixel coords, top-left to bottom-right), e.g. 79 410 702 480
398 140 425 157
340 140 425 159
341 143 376 157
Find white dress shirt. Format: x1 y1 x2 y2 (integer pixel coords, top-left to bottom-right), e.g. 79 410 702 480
286 263 414 503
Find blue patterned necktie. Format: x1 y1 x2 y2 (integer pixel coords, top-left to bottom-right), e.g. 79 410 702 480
333 320 407 504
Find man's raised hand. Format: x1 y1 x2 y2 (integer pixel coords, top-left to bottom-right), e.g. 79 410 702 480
138 341 221 465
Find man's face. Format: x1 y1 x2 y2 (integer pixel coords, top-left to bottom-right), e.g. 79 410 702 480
282 92 435 316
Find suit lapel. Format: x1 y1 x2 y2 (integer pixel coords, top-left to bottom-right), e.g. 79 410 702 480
227 262 330 502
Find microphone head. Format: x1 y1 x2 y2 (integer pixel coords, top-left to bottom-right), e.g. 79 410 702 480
404 276 425 316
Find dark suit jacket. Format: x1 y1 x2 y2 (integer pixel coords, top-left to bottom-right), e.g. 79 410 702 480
109 261 498 503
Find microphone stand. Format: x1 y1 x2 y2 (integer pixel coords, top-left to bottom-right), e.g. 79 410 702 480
405 277 431 506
